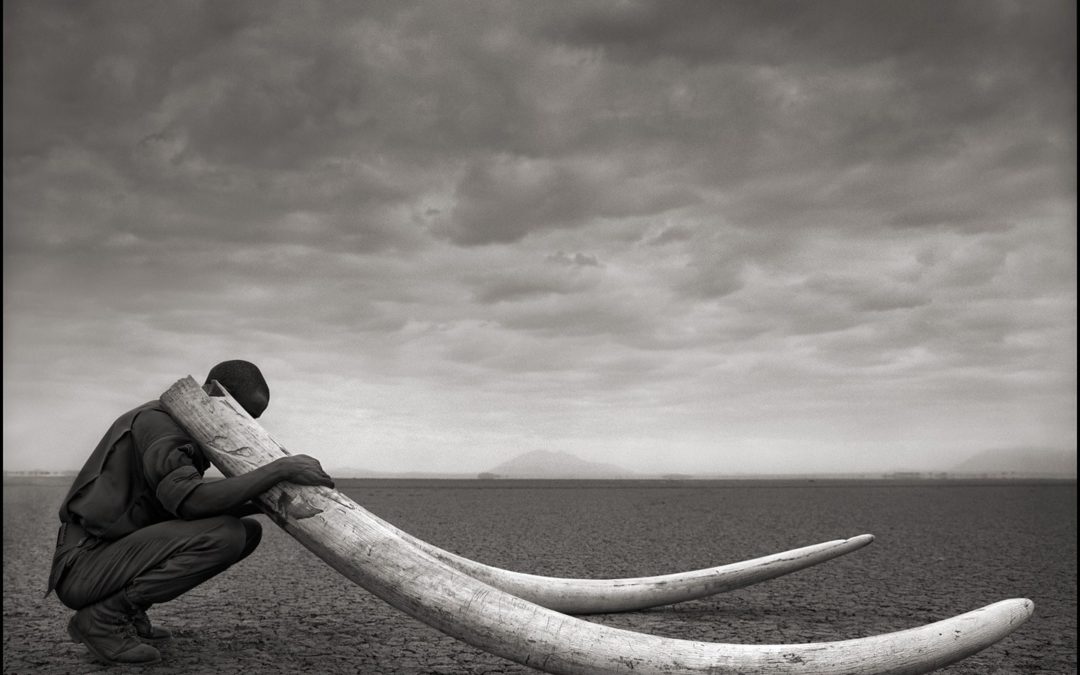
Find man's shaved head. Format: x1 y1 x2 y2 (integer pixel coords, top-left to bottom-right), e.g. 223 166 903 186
204 360 270 418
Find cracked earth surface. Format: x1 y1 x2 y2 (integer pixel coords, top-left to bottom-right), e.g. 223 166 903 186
4 478 1075 674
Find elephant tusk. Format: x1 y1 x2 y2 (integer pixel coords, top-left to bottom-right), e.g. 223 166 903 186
384 521 874 614
161 377 1033 675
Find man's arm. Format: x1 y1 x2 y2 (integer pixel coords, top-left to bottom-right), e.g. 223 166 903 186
177 455 334 520
223 502 264 518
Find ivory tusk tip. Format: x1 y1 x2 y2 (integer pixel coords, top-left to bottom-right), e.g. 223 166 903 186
1013 597 1035 620
985 598 1035 625
847 533 875 547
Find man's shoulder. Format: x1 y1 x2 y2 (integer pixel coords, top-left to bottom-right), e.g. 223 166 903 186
129 401 184 434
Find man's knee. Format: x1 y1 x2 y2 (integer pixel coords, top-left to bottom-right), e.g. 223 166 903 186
195 516 251 564
237 518 263 561
242 518 262 541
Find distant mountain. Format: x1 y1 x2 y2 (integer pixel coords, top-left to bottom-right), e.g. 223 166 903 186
952 448 1076 477
485 450 636 479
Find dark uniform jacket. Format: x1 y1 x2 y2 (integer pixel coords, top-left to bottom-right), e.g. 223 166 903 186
47 400 210 595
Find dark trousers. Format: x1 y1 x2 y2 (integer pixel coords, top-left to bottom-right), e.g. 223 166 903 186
54 516 262 611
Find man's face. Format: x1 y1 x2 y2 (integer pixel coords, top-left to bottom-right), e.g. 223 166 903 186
239 389 269 419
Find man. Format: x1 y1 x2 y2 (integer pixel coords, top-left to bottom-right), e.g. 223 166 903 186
47 360 334 666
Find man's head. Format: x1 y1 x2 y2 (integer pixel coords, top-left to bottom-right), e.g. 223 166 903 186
204 360 270 418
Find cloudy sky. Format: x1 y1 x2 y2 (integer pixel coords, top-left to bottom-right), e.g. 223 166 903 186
4 1 1076 476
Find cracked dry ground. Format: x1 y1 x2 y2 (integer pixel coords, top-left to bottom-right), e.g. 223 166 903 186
4 478 1076 674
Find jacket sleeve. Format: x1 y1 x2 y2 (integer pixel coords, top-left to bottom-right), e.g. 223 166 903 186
133 408 209 517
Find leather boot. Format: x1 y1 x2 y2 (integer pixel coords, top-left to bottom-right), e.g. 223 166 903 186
67 592 161 665
132 608 172 643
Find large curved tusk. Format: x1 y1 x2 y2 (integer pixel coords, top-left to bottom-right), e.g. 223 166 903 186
387 520 874 614
162 377 1033 675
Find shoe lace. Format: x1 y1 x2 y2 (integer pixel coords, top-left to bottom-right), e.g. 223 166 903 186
130 609 155 635
109 613 138 637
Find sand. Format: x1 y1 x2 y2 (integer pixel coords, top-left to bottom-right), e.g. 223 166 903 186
3 478 1075 674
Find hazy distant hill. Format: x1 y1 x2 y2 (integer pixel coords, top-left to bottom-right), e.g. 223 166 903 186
952 448 1076 477
485 450 636 479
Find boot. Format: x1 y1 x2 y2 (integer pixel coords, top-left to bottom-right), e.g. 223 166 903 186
67 591 161 665
132 608 172 643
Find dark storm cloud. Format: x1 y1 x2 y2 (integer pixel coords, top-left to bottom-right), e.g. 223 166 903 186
547 251 602 267
645 225 695 246
3 1 1075 473
550 1 1075 75
6 1 1072 252
439 155 698 245
540 1 1076 240
804 274 930 313
5 1 446 258
467 253 604 304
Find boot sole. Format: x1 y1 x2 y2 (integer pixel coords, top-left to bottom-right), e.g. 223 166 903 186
67 618 162 666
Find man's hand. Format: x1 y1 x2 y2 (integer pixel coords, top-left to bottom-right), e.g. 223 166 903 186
273 455 335 488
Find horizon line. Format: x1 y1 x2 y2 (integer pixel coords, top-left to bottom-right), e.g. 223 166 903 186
6 469 1076 480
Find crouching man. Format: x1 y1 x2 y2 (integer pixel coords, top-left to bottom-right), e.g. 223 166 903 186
47 360 334 665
